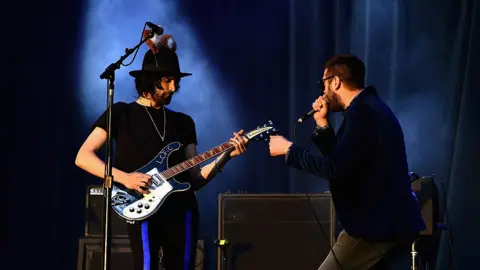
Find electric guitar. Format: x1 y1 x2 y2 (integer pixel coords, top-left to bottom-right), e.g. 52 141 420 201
110 120 278 222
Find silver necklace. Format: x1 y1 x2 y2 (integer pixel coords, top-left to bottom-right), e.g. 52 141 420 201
141 105 166 141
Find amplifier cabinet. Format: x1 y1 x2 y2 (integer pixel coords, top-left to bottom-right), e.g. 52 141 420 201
77 237 204 270
411 177 440 236
217 193 335 270
84 185 129 237
77 237 133 270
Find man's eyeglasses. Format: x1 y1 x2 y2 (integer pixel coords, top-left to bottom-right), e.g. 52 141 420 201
318 75 335 92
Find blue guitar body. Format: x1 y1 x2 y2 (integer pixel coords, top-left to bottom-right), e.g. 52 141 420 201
110 142 190 223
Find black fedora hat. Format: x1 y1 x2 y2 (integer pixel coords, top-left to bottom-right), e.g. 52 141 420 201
129 34 192 78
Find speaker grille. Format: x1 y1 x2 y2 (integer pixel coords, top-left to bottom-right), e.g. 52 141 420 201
217 193 335 270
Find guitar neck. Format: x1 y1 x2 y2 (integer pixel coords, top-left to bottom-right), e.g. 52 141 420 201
160 142 234 179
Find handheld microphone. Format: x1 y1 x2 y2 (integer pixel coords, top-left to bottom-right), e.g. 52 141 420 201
146 22 164 36
297 97 330 123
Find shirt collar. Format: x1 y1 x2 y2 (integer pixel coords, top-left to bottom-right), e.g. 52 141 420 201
342 86 377 114
344 88 364 112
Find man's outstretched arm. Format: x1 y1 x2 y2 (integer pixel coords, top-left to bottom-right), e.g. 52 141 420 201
271 105 377 182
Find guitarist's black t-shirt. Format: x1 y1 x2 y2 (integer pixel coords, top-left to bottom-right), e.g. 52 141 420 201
92 101 199 215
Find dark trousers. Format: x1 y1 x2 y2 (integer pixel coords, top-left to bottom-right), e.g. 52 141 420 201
319 230 413 270
127 209 199 270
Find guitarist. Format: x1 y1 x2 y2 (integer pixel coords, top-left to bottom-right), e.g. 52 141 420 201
268 55 425 269
75 34 249 270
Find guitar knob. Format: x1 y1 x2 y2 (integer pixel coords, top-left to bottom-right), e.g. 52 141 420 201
137 202 143 208
129 207 134 212
145 204 150 209
136 208 142 213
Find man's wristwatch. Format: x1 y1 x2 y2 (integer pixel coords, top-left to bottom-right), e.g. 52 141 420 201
313 124 330 136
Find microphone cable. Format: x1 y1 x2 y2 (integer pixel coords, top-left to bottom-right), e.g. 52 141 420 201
306 192 343 270
292 122 343 270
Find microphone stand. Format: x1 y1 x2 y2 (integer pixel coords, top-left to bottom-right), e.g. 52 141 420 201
99 31 154 270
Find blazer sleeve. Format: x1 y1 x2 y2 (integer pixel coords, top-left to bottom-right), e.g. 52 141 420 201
311 125 337 156
286 105 377 181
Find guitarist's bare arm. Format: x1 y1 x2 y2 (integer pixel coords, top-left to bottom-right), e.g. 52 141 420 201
185 129 248 190
75 127 152 194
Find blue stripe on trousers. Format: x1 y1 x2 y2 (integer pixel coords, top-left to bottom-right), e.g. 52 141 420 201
183 211 192 270
141 221 150 270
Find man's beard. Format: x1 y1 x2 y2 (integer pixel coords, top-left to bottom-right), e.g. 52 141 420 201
152 90 173 105
327 91 344 112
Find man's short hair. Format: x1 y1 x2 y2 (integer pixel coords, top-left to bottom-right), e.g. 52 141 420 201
324 55 365 89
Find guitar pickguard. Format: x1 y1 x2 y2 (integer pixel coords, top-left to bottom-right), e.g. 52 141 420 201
120 167 174 220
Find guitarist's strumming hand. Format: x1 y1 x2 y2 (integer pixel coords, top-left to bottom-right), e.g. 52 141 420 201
118 172 152 194
228 129 249 157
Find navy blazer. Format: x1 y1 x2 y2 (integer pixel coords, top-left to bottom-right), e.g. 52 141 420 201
286 86 425 241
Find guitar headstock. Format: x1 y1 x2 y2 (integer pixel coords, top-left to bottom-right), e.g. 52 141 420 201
245 120 280 141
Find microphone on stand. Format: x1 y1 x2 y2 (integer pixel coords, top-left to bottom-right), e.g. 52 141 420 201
296 97 330 123
143 22 166 53
146 22 164 35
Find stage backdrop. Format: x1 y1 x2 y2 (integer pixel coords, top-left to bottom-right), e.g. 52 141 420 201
5 0 479 269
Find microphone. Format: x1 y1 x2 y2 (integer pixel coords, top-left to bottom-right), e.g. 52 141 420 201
146 22 164 36
297 97 330 123
297 110 315 123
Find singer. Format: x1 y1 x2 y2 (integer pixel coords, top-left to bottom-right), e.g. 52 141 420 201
269 55 425 269
75 33 249 270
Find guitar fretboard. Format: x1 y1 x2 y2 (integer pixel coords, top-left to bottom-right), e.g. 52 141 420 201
160 142 234 179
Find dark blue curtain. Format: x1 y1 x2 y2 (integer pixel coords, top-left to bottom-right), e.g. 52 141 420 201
5 0 479 269
6 0 88 268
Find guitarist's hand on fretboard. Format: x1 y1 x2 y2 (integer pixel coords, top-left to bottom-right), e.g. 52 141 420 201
228 129 249 158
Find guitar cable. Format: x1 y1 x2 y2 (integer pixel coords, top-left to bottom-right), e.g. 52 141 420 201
292 121 343 270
